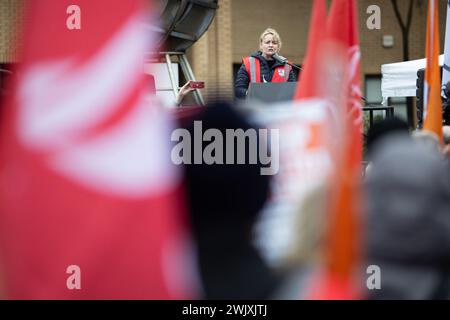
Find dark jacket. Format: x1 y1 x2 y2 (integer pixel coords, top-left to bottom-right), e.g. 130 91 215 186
234 51 297 99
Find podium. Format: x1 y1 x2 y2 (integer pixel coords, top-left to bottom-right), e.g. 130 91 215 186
247 82 297 103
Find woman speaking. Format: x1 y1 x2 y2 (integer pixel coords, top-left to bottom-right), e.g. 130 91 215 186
235 28 297 99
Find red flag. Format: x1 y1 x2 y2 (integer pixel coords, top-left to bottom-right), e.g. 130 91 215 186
423 0 443 143
294 0 328 100
0 0 196 299
258 0 341 276
308 0 363 300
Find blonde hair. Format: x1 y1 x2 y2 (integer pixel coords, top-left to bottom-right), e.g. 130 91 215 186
259 28 282 50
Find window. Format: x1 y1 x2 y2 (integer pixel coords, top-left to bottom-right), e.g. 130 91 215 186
365 74 407 121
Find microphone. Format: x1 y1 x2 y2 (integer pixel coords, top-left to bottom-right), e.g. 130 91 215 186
272 53 288 64
272 53 302 71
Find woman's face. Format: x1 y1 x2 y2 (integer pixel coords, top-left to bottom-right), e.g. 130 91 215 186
260 34 279 59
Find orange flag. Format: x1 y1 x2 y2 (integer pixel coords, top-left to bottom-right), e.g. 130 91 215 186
423 0 443 142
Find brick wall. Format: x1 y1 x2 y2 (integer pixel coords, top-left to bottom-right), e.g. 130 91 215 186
359 0 446 75
1 0 447 99
231 0 312 65
188 0 447 98
0 0 25 63
188 0 233 101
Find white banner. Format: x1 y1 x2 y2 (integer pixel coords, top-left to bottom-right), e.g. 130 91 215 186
249 99 339 267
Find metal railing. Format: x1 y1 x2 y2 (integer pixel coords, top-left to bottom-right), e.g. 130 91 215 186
362 104 395 130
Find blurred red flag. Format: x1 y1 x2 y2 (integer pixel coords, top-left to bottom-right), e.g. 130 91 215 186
294 0 327 100
308 0 363 300
0 0 196 299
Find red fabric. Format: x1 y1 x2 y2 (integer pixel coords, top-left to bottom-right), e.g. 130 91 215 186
308 273 360 300
0 0 195 299
294 0 327 100
0 144 191 299
243 57 289 83
326 0 363 300
271 64 291 82
306 0 364 300
243 57 261 83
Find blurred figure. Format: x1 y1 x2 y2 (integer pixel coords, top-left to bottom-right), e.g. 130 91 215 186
365 117 409 159
364 134 450 299
364 117 409 176
412 130 442 153
444 126 450 145
442 81 450 126
178 101 310 299
443 126 450 158
180 102 279 299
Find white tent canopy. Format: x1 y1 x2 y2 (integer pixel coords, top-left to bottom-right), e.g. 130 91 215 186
381 54 444 103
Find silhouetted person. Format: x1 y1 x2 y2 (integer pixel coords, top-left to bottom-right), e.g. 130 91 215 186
365 134 450 299
180 102 281 299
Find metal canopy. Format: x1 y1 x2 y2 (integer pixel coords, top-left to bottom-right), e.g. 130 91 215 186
153 0 218 52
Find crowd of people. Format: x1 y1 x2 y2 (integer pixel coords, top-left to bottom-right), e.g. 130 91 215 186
172 22 450 296
1 23 450 300
364 118 450 299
